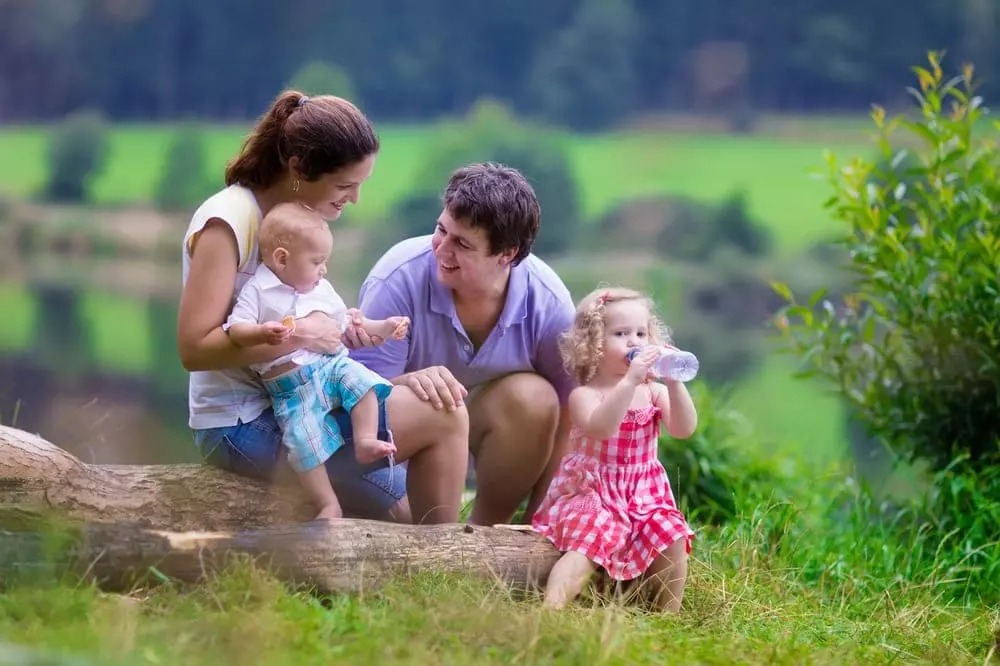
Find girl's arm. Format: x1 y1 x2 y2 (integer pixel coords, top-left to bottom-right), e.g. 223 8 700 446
177 220 341 371
569 381 635 441
652 381 698 439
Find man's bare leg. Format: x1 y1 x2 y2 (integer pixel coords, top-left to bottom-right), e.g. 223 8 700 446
384 385 470 524
467 372 559 525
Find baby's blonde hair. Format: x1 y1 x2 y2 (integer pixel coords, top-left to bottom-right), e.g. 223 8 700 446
259 201 330 257
559 285 671 385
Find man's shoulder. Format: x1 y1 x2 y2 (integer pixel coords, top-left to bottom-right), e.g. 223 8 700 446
366 235 434 286
520 253 574 308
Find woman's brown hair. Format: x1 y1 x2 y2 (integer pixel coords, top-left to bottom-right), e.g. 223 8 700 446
224 90 379 190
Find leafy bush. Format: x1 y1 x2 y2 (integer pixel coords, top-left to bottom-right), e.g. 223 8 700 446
659 382 790 526
43 109 110 203
387 99 581 257
155 121 219 212
774 53 1000 473
773 53 1000 602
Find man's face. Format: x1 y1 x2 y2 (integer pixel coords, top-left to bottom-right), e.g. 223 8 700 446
430 208 513 293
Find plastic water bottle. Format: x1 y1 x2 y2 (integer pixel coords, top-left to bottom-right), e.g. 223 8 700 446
626 346 700 382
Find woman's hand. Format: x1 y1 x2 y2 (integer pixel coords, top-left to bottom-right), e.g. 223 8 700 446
293 312 345 355
396 366 467 412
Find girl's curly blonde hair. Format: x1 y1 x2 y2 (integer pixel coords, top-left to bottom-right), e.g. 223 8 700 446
559 285 672 385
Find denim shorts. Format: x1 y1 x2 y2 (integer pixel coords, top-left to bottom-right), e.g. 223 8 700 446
192 402 407 518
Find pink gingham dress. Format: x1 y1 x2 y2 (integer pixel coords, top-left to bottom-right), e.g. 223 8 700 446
531 387 694 580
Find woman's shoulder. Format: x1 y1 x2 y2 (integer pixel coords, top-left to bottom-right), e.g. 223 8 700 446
183 185 263 268
189 185 261 230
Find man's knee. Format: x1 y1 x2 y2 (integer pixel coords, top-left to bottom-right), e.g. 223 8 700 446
482 372 559 424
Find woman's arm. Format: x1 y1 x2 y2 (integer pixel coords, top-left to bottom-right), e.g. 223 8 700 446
177 220 342 372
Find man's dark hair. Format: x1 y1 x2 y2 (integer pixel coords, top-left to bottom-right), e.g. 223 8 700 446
442 162 540 265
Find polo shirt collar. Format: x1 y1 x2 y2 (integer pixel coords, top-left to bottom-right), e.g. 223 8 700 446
427 251 528 328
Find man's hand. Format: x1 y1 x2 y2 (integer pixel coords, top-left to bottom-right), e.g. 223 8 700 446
396 366 467 412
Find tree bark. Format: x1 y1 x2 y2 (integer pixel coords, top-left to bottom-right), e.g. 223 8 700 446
0 424 320 530
4 519 561 595
0 425 564 594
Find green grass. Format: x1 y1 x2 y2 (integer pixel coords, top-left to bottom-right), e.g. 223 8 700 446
0 122 871 253
2 482 997 665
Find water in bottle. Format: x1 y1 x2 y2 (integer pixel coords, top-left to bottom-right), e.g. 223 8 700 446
626 346 700 382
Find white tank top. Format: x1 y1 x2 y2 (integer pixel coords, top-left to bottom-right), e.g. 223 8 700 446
181 184 271 429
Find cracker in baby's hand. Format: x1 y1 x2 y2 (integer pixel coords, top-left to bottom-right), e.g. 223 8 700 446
282 315 296 331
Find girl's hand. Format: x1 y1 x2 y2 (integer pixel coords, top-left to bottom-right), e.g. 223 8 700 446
294 313 344 355
625 346 659 386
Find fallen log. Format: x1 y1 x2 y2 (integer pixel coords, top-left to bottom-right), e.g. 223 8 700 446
2 519 561 595
0 425 564 594
0 424 327 530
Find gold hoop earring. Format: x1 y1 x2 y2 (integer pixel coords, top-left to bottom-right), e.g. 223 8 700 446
292 178 300 193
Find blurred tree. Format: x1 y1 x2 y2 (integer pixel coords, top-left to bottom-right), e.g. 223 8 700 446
42 109 110 203
287 61 359 104
387 99 581 257
155 121 219 212
525 0 639 131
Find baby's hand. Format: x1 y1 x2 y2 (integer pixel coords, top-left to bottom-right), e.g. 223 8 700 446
387 316 410 340
625 346 659 386
261 321 293 346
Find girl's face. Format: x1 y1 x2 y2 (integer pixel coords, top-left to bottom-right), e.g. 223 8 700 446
596 299 652 379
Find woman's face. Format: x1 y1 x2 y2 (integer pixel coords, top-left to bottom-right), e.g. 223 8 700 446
297 154 376 220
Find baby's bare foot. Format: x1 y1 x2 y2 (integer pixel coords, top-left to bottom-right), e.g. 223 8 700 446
355 438 396 465
315 503 343 522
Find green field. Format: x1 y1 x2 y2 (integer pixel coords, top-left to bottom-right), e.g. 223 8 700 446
0 121 877 252
0 118 875 464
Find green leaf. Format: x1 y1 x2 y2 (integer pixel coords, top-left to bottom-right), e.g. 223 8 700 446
770 281 793 303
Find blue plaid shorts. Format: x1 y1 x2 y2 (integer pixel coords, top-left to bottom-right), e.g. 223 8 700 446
263 353 393 473
192 388 405 518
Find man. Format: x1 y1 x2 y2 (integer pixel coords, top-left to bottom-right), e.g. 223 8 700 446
349 162 576 525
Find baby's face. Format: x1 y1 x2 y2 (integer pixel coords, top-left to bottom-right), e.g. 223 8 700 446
280 226 332 292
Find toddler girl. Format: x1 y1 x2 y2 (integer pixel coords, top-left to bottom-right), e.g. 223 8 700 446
531 286 698 611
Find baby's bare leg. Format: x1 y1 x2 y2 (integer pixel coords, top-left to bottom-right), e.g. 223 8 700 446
351 390 396 464
644 539 688 612
543 551 597 609
298 465 343 521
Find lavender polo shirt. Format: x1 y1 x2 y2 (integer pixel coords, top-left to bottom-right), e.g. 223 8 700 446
350 235 577 404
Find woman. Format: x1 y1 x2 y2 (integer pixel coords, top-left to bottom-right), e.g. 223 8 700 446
176 90 468 524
